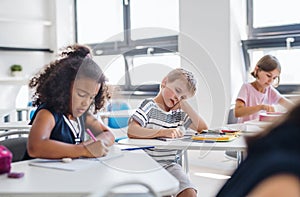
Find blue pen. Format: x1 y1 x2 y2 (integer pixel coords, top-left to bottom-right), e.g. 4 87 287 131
192 140 215 143
121 146 155 151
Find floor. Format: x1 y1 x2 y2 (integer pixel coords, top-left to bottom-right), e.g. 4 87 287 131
188 150 237 197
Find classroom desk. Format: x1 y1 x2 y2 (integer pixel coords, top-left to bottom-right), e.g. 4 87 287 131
118 135 246 151
0 121 31 130
0 146 179 197
118 135 247 173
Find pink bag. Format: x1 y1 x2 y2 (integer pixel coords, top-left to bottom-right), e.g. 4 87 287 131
0 145 12 174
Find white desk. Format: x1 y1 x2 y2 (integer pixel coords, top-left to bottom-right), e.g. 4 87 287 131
118 136 247 172
119 136 246 151
0 121 31 130
0 146 179 197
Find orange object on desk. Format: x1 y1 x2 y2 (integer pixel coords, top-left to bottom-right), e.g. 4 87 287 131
191 134 237 142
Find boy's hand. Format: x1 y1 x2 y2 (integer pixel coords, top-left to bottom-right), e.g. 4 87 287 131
161 128 183 138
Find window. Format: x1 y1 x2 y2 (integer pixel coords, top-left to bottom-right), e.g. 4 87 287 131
130 0 179 40
130 53 180 86
75 0 179 96
75 0 179 54
242 0 300 94
101 55 126 85
246 48 300 93
76 0 124 44
248 0 300 37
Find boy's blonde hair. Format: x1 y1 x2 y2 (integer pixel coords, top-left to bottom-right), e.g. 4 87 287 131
166 68 197 96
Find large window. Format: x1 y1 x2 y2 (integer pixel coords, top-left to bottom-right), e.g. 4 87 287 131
243 0 300 94
248 0 300 37
76 0 124 44
76 0 179 47
75 0 179 96
130 54 180 86
130 0 179 40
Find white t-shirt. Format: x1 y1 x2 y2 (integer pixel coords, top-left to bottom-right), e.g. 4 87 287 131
236 83 283 123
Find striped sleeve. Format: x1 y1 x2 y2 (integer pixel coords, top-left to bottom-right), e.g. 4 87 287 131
183 112 192 129
131 99 154 127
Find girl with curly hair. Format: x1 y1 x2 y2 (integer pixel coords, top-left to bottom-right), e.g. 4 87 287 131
23 44 115 160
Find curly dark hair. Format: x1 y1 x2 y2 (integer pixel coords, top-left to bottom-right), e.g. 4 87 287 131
29 44 110 114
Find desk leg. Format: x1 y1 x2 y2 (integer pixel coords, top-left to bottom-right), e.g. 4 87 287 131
4 115 10 122
236 151 244 167
17 110 23 121
183 150 189 174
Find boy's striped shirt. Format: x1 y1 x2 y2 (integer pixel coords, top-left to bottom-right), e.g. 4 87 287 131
131 99 192 166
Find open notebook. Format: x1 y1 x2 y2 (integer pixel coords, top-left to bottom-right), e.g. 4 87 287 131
29 146 123 171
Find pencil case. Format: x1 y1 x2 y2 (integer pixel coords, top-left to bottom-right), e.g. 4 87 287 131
0 145 12 174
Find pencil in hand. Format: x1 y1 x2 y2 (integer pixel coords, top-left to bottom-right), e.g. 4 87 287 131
86 128 97 142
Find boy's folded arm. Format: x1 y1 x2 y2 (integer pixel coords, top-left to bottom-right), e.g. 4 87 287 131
127 120 165 139
180 100 208 132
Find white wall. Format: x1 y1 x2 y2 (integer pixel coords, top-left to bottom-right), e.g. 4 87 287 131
0 0 55 77
230 0 247 104
179 0 245 127
0 0 51 112
0 0 75 113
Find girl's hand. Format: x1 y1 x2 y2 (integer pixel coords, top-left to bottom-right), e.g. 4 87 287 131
262 105 275 112
84 140 108 158
96 131 115 146
160 128 183 138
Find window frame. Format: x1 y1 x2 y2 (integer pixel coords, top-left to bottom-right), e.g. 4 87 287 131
247 0 300 38
242 36 300 94
243 0 300 94
74 0 178 97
